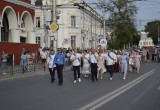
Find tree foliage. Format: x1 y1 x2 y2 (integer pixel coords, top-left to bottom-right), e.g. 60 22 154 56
97 0 140 49
145 20 160 45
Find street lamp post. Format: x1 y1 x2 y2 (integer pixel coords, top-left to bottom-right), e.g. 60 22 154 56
158 25 159 46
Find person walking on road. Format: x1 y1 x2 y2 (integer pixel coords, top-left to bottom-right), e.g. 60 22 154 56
133 50 141 74
81 50 90 78
119 50 129 80
106 49 116 80
90 49 98 82
97 52 106 79
54 48 65 85
46 49 56 83
70 48 82 83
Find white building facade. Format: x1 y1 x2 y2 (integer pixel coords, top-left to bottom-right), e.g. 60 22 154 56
35 0 53 48
139 32 154 48
35 0 104 49
57 0 104 49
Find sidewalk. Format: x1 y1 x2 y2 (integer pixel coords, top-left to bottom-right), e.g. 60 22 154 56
0 64 71 82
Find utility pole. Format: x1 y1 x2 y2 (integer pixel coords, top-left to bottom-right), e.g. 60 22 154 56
103 11 106 41
158 25 159 45
43 10 47 48
52 0 58 50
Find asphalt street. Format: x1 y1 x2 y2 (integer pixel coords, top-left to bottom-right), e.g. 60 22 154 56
0 62 159 110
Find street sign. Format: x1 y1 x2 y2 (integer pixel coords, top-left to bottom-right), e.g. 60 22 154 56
100 38 107 47
98 35 104 40
50 22 58 32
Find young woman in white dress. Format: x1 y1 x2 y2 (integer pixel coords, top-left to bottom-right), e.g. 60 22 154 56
81 50 91 77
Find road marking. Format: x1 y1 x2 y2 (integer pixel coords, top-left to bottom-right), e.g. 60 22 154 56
79 69 156 110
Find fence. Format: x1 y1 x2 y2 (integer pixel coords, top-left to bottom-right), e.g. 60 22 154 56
0 58 72 78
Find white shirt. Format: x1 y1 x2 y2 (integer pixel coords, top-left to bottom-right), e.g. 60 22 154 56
90 53 98 63
129 57 134 65
106 52 116 65
41 51 47 59
70 53 81 66
112 52 117 63
47 54 56 68
101 52 108 59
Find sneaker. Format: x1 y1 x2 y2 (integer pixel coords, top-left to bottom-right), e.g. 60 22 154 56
110 78 112 80
123 77 126 80
78 78 81 82
73 80 77 83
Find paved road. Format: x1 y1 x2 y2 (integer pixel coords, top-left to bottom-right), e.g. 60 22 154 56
0 62 159 110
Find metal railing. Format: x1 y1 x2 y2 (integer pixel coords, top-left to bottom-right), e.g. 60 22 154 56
0 58 72 77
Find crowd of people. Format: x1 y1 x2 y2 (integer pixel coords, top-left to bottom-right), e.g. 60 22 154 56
0 48 38 75
1 46 160 85
43 47 160 86
20 48 38 72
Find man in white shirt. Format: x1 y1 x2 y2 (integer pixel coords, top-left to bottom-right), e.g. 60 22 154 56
90 49 98 82
106 49 116 80
46 49 56 83
70 49 82 83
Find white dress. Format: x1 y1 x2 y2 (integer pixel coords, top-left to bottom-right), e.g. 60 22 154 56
82 54 90 74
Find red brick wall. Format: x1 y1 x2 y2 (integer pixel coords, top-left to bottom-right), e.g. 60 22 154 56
0 42 38 65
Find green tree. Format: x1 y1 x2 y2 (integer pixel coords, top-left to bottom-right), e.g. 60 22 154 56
97 0 139 49
145 20 160 45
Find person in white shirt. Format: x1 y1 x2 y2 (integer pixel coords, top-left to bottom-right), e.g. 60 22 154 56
103 49 108 70
46 49 56 83
41 49 47 69
106 49 116 80
70 49 82 83
90 49 98 82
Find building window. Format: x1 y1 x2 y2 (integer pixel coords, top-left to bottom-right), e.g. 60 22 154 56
36 17 40 28
21 17 25 28
36 36 41 47
143 42 145 45
71 36 76 48
71 16 76 27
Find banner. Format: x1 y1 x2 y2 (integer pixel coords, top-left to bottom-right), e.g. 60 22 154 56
62 38 71 46
98 35 104 40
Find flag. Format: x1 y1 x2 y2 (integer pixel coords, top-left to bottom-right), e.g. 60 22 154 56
62 38 71 46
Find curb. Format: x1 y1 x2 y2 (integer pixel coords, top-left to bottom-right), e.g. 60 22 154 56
0 68 70 82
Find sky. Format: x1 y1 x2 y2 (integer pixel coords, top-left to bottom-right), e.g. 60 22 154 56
84 0 160 31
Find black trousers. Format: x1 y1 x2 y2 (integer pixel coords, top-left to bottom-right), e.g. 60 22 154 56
56 64 64 84
107 65 114 78
73 65 80 80
91 63 98 81
49 67 56 82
